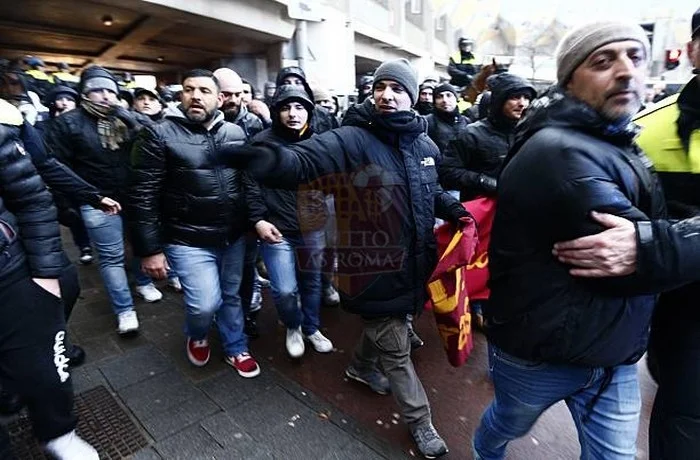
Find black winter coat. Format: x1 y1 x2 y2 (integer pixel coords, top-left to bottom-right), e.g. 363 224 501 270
231 106 264 141
426 109 470 154
128 107 264 256
221 99 470 318
251 127 327 235
485 88 668 367
44 107 138 200
439 118 512 201
0 102 63 285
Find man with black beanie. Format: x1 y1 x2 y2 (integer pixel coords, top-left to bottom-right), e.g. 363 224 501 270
219 57 472 459
276 66 336 134
425 83 469 153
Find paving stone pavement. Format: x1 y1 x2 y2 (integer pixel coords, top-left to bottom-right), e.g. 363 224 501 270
4 238 409 460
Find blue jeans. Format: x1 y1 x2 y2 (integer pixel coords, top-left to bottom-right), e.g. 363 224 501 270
165 239 248 356
473 345 640 460
262 230 324 335
80 205 151 315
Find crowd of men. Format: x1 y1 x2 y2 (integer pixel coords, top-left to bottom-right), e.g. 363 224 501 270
0 10 699 460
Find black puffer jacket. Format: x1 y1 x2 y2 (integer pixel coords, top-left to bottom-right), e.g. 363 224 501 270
230 105 264 141
485 87 668 367
45 106 139 200
128 106 264 256
439 74 535 201
426 109 469 154
221 98 469 317
0 101 63 285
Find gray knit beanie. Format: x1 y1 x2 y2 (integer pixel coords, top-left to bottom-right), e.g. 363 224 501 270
373 59 418 105
555 22 650 86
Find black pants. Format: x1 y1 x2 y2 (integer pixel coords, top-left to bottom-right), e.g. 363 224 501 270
648 299 700 459
0 275 77 444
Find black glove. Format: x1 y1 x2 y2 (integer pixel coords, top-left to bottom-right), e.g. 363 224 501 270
478 174 497 194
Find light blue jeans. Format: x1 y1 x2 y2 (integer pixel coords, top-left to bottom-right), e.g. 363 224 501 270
473 345 641 460
80 205 151 315
262 230 324 335
165 238 248 357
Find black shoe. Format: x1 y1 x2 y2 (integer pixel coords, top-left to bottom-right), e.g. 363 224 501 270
0 391 24 416
244 314 260 339
67 345 86 368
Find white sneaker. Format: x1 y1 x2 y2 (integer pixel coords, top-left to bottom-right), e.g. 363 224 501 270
167 277 183 292
305 330 334 353
117 310 139 335
323 285 340 306
135 283 163 302
285 327 305 358
45 430 99 460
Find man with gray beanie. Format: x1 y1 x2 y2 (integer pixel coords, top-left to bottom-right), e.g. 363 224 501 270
472 22 670 459
218 57 472 458
553 8 700 459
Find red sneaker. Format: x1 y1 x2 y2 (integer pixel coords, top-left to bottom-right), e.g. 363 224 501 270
226 352 260 378
186 338 210 367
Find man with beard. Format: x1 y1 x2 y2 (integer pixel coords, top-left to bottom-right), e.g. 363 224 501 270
129 69 265 378
439 74 535 202
556 9 700 459
213 68 264 140
45 66 164 335
213 67 265 338
414 81 434 116
356 74 374 104
425 83 470 154
220 58 472 459
471 23 670 459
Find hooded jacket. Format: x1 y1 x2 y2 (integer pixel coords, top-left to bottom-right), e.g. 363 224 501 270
220 98 470 317
275 67 336 134
252 85 327 234
127 106 264 256
439 74 535 201
0 100 63 286
485 87 668 367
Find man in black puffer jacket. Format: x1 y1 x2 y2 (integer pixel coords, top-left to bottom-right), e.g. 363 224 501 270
129 69 265 379
220 59 471 459
425 83 469 154
0 99 98 459
472 23 678 460
45 66 163 335
438 73 535 202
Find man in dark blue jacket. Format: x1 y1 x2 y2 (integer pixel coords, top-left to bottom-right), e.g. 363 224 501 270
472 22 666 460
220 58 470 459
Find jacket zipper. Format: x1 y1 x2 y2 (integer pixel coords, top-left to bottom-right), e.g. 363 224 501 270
206 131 231 245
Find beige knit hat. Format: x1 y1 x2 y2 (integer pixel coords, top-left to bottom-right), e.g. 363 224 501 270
555 21 650 85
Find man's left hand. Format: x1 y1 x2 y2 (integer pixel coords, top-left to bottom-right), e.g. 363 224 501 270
553 211 637 277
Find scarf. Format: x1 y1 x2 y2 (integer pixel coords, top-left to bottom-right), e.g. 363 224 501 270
81 97 128 151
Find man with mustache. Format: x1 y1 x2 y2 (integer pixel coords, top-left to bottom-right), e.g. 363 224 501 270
554 8 700 459
128 69 265 378
472 23 665 459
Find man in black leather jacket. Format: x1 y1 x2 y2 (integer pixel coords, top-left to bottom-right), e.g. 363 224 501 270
438 73 535 202
129 69 266 379
472 23 669 460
